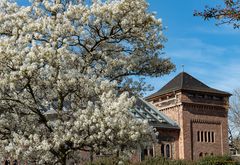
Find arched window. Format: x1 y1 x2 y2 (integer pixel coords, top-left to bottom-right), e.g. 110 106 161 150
149 148 153 157
141 147 154 161
211 153 214 156
166 144 170 158
140 149 145 161
161 144 165 157
205 153 208 156
5 160 10 165
141 148 148 161
199 152 203 158
13 160 18 165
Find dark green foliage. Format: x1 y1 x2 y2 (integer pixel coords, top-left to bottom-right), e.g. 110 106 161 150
135 156 239 165
85 156 129 165
196 155 240 165
86 155 240 165
136 156 189 165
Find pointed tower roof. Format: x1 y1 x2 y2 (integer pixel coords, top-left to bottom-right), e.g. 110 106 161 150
146 72 231 99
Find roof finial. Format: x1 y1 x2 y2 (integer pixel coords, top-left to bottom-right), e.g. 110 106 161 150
181 64 185 72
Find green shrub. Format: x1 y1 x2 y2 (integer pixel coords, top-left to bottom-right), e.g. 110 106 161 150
86 155 240 165
135 156 189 165
137 156 169 165
85 156 130 165
196 155 240 165
136 156 240 165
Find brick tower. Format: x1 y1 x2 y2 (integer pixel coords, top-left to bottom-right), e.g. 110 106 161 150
146 72 231 160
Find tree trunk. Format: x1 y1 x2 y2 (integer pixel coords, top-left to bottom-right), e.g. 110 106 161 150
90 147 94 162
61 155 67 165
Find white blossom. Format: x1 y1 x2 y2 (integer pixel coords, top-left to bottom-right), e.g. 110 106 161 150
0 0 174 164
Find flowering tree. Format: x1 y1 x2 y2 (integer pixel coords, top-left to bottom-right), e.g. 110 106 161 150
194 0 240 28
229 89 240 150
0 0 174 164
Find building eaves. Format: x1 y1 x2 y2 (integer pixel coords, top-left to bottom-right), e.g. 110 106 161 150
146 72 231 100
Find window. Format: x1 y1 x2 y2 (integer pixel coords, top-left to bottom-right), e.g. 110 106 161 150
213 96 223 101
197 131 215 143
5 160 10 165
197 94 204 99
141 149 148 161
168 94 175 99
141 147 154 161
13 160 18 165
197 131 200 142
160 97 167 101
201 131 204 142
149 148 153 157
160 144 172 159
188 93 195 98
204 132 207 142
161 144 165 157
144 149 148 155
206 95 213 100
199 152 212 158
208 132 211 142
166 144 170 158
211 132 215 142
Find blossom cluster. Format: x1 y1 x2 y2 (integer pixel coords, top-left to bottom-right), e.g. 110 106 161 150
0 0 173 164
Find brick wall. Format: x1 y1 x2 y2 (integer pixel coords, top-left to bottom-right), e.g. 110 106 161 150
156 128 180 159
148 91 230 161
181 92 229 160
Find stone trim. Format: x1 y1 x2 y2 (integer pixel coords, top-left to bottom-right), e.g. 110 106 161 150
191 119 221 125
159 104 182 111
183 102 227 110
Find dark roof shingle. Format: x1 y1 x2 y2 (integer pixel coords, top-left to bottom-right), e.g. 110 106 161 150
146 72 231 99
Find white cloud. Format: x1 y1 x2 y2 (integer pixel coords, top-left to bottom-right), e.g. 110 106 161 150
196 25 240 35
148 37 240 95
206 63 240 93
166 37 227 65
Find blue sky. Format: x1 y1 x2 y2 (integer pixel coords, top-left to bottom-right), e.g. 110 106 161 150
17 0 240 96
146 0 240 96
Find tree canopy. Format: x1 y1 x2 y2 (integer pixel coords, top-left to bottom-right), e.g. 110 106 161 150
194 0 240 28
0 0 174 164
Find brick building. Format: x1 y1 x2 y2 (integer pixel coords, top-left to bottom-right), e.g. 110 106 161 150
144 72 231 161
77 71 231 162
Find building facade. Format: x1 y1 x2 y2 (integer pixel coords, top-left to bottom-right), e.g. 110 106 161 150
145 72 231 160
